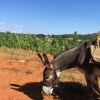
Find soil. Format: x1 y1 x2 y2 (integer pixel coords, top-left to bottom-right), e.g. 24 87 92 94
0 50 88 100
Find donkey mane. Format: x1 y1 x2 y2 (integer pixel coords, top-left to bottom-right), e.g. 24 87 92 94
54 46 77 59
54 46 79 59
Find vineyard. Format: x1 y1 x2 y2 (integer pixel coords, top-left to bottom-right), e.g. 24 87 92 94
0 31 96 54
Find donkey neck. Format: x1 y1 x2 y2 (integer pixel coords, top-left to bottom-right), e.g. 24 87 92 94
52 46 80 71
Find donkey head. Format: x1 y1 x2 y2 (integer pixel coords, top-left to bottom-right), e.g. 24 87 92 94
38 53 59 95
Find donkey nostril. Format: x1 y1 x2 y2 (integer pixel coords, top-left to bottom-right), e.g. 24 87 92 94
46 76 49 79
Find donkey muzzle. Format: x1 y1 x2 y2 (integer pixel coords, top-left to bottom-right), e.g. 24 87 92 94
42 86 53 95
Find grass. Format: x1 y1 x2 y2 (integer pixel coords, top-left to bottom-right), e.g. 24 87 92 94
0 47 40 61
0 47 33 56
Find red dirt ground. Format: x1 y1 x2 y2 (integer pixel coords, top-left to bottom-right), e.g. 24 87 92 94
0 49 87 100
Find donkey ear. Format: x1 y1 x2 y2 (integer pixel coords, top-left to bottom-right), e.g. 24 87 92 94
37 53 46 65
43 53 50 65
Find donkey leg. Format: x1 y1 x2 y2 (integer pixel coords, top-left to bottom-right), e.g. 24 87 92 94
93 76 100 99
85 73 94 100
93 76 100 94
86 74 100 100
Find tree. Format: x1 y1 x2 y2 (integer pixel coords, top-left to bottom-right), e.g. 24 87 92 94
73 31 79 46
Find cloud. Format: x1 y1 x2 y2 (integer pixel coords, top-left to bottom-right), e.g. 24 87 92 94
0 22 6 31
0 22 5 25
12 25 24 33
15 25 23 28
0 22 24 33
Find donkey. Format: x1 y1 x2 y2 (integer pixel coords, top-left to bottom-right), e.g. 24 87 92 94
38 42 100 100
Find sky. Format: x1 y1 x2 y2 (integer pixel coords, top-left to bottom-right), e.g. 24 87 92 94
0 0 100 34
